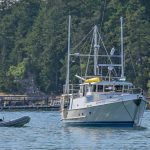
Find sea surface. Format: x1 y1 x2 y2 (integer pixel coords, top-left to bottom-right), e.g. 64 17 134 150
0 110 150 150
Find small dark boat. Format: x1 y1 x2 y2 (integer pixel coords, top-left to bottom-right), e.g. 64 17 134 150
0 116 30 127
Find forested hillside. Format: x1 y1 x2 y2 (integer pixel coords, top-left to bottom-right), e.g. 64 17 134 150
0 0 150 95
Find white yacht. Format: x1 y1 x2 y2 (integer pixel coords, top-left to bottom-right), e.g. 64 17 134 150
60 16 146 127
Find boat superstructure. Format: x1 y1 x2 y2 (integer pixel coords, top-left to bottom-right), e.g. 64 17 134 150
60 16 146 127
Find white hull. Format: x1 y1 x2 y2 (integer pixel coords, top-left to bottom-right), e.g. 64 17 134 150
61 98 146 127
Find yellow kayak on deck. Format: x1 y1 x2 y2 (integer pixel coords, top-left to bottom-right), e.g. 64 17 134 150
84 77 102 83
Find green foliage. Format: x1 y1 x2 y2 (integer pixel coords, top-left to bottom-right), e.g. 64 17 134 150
0 0 149 94
7 59 28 79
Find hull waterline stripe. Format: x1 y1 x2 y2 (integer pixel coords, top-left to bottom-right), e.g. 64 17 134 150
63 121 134 127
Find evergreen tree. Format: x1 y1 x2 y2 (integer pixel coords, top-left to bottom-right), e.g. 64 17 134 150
0 0 149 95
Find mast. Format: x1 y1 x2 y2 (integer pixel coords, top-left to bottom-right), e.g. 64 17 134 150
65 15 71 94
94 25 98 75
120 17 124 78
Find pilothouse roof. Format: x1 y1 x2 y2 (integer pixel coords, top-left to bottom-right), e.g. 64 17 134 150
91 81 133 86
78 80 133 86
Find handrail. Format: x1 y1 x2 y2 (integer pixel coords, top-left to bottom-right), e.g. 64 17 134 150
123 88 143 94
63 84 80 94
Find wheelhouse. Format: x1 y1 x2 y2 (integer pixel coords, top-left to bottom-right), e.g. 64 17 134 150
79 81 134 95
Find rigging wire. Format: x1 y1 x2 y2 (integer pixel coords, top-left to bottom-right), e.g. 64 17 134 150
78 34 92 77
85 28 94 77
71 23 121 79
97 31 118 77
78 34 91 54
72 28 94 52
70 28 93 79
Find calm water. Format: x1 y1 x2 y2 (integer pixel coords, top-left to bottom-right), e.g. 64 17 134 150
0 110 150 150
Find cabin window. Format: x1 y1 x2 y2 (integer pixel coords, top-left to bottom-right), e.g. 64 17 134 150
129 86 134 89
92 85 97 92
104 85 113 92
115 85 123 92
124 85 128 89
98 85 103 92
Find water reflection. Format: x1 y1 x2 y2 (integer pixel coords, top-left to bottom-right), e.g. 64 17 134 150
61 123 149 149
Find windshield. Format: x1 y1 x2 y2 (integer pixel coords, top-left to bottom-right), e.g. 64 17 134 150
104 85 114 92
115 85 123 92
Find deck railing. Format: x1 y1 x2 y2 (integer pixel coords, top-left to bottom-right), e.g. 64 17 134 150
123 88 143 95
63 84 80 95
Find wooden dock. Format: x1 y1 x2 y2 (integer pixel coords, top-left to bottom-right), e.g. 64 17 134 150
0 95 61 111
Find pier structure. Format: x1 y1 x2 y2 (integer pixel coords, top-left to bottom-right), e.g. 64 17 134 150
0 95 60 111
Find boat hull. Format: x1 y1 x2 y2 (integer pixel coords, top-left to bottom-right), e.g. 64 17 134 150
62 99 146 127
